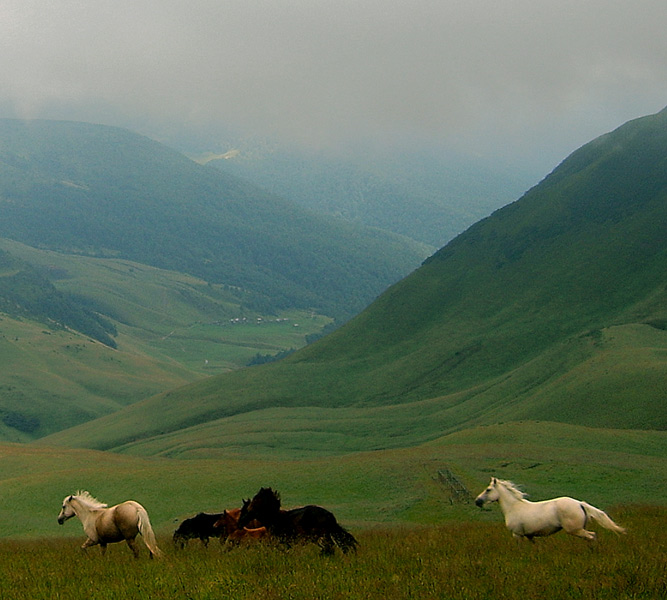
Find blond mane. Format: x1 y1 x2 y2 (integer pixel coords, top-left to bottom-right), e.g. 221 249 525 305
496 479 528 500
73 490 108 509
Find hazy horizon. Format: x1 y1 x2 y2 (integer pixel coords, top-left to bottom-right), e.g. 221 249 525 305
2 1 666 175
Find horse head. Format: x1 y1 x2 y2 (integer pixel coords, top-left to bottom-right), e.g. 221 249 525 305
237 498 253 529
57 495 76 524
238 487 281 528
474 478 500 507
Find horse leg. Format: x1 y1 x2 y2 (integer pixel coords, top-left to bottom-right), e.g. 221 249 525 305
319 534 335 556
81 538 98 551
562 507 597 541
126 537 141 558
567 528 597 541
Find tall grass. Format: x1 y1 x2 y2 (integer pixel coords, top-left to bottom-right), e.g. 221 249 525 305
1 505 663 600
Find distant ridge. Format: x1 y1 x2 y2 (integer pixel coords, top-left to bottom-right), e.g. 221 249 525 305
0 119 428 319
38 108 667 455
209 142 528 248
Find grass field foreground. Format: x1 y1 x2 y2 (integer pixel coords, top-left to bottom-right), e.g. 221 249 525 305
1 505 663 600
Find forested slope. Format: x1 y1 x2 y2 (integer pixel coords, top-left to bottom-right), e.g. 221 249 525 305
0 119 428 319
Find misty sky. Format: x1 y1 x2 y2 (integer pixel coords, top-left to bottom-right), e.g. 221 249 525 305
2 0 666 172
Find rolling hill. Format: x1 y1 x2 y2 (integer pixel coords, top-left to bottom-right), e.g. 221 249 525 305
38 107 667 456
0 247 117 347
0 119 429 320
0 237 332 441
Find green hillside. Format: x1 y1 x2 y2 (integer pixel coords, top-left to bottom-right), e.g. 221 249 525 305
0 248 116 346
38 108 667 456
0 239 331 441
0 119 428 319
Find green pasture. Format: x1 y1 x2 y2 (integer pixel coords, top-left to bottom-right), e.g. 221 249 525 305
1 423 665 599
1 506 664 600
37 319 666 456
0 308 327 440
0 317 198 439
140 313 328 374
2 422 665 539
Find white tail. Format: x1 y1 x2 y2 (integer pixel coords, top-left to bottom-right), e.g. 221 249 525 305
581 502 626 534
137 505 163 557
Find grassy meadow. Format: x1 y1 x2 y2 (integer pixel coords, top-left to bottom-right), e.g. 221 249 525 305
2 422 665 538
1 425 665 599
1 505 664 600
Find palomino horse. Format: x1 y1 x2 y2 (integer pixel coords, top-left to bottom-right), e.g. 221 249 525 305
214 508 268 548
474 478 626 541
238 487 358 555
58 491 162 557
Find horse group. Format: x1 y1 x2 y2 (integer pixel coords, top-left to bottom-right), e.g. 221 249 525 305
58 486 357 558
172 507 267 549
174 487 357 555
238 487 358 555
57 479 625 559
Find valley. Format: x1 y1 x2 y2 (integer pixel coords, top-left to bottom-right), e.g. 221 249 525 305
0 109 665 550
0 238 330 439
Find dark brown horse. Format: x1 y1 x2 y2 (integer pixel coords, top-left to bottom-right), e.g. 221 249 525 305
238 487 358 555
214 508 268 547
173 512 225 548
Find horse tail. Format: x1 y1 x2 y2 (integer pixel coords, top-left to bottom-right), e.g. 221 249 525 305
581 502 626 534
136 504 163 557
331 523 358 553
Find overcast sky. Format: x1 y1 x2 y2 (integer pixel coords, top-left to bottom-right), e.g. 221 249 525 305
2 0 666 172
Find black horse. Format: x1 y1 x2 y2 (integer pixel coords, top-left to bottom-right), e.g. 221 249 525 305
173 512 224 548
237 487 358 555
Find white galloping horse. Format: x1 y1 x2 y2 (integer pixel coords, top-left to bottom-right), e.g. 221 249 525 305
474 478 626 541
57 491 162 557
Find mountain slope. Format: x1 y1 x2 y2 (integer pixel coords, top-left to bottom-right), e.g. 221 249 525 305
38 108 667 455
0 238 333 441
0 247 116 346
0 119 428 319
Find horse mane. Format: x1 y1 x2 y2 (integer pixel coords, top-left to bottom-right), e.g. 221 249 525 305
496 479 528 500
73 490 108 509
225 508 241 520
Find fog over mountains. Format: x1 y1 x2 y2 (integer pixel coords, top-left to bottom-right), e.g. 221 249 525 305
202 141 529 248
0 119 430 321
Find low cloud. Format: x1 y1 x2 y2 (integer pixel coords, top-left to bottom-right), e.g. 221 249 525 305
2 0 666 166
